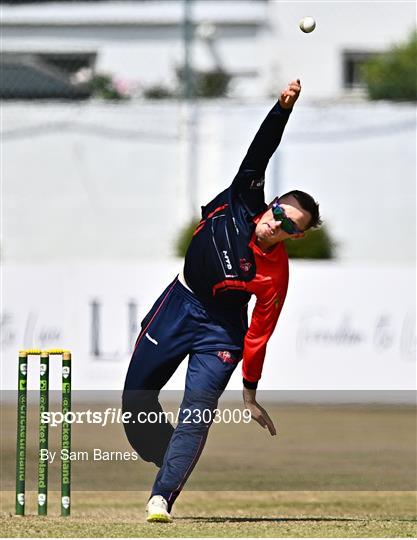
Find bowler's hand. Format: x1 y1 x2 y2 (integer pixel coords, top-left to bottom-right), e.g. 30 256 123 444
243 387 277 436
279 79 301 109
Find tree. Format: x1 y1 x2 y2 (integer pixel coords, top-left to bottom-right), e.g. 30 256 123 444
362 31 417 101
176 68 231 98
284 225 336 260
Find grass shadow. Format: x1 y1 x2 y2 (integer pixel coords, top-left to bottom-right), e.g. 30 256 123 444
178 516 417 524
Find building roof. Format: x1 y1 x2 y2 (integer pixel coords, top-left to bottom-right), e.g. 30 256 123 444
1 0 267 26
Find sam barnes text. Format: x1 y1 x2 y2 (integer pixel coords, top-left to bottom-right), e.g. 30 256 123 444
40 449 139 463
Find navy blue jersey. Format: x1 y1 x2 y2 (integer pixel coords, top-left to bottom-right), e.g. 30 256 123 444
183 101 292 384
184 101 291 308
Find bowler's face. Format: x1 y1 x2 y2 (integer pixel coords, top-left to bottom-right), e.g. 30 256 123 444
255 195 311 246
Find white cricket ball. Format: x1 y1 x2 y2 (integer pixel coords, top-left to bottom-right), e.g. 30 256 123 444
299 16 316 33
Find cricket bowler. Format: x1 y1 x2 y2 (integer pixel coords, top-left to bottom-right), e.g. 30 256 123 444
122 79 321 522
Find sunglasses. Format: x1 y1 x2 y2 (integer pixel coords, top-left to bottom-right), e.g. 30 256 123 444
272 202 302 235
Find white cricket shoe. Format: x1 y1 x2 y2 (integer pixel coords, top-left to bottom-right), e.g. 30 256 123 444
146 495 173 523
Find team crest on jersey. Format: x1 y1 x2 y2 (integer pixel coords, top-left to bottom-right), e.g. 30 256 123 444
239 258 252 273
250 178 265 190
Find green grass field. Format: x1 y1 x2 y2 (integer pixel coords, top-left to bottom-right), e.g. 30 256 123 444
1 401 416 537
1 490 416 537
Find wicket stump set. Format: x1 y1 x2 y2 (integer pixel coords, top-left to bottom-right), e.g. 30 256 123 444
16 349 72 517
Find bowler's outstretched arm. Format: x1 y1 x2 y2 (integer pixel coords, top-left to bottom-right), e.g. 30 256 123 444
232 80 301 211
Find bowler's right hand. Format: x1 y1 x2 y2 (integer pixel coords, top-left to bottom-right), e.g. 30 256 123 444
243 387 277 436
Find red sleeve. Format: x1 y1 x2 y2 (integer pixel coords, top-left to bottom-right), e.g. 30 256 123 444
242 286 287 384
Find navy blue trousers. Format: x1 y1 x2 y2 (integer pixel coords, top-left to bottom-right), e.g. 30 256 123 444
122 277 245 510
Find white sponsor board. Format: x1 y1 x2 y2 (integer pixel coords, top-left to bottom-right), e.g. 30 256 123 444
1 260 415 392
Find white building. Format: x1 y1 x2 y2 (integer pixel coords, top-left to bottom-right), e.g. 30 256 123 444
1 1 267 98
263 1 416 100
1 0 415 99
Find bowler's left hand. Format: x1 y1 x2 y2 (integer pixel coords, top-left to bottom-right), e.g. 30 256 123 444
279 79 301 109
